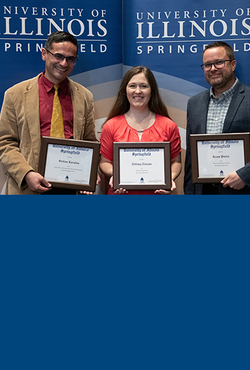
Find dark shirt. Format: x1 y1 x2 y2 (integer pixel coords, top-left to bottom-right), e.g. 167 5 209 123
38 72 74 138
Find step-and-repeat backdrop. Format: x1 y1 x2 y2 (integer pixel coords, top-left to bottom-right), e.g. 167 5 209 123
0 0 249 193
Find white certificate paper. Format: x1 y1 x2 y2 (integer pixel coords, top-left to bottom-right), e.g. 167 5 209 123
119 148 165 185
197 139 245 178
44 144 93 184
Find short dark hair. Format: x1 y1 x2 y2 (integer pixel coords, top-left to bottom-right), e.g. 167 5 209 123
44 31 78 54
203 41 235 61
105 66 171 122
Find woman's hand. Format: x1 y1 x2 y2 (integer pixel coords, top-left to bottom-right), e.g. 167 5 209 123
154 180 176 194
154 154 181 194
109 176 128 194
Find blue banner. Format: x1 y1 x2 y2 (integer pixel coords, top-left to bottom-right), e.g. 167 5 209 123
123 0 250 88
0 1 122 103
123 0 250 159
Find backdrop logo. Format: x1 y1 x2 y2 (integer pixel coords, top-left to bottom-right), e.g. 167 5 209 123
1 5 108 54
135 7 250 55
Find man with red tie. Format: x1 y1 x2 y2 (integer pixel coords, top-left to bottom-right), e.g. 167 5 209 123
0 31 97 194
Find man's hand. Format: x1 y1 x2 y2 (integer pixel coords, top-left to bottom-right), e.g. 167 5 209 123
25 171 52 193
221 171 245 190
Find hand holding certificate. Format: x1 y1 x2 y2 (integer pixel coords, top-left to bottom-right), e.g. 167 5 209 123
113 142 171 191
190 133 250 183
38 137 100 192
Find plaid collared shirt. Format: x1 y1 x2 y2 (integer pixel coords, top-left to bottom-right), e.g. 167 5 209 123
206 78 238 134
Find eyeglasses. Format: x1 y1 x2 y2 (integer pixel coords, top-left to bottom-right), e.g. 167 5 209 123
200 59 232 71
45 48 78 65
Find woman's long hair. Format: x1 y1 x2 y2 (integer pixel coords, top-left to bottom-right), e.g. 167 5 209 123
105 66 171 122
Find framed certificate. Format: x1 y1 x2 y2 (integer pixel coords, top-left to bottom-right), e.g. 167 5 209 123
38 137 100 191
190 133 250 183
113 142 171 190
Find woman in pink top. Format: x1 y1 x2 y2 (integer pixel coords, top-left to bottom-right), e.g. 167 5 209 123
100 66 182 194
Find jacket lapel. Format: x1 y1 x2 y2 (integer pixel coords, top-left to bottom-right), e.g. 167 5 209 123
223 82 245 133
23 75 42 163
201 90 210 134
69 81 84 140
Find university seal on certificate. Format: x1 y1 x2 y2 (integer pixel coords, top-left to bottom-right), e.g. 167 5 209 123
190 133 250 183
113 142 171 190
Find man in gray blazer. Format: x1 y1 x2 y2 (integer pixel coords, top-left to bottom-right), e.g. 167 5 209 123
0 31 97 195
184 41 250 194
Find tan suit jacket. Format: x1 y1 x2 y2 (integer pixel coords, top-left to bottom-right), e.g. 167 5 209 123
0 74 97 194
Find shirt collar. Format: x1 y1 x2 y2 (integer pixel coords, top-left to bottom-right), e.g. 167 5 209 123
39 71 70 94
210 78 238 101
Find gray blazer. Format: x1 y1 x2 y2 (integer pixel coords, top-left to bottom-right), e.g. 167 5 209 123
184 80 250 194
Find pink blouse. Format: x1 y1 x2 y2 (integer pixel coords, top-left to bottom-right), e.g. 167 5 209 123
100 114 181 195
100 114 181 161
